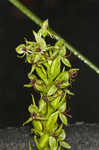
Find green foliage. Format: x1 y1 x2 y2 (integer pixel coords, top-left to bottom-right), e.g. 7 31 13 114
16 20 78 150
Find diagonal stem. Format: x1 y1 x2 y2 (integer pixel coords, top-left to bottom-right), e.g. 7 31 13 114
9 0 99 74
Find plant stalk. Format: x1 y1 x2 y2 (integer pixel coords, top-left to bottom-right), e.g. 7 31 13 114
9 0 99 74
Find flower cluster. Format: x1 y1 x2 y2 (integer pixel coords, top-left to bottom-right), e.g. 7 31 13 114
16 20 78 150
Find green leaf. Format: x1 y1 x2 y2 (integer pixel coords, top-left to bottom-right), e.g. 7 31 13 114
36 66 48 84
16 44 26 54
35 80 46 92
33 31 47 49
34 53 41 63
23 117 32 126
58 145 61 150
55 71 69 83
50 96 61 110
46 105 55 118
31 128 43 136
34 135 40 150
32 120 42 132
28 65 36 80
69 68 79 74
51 50 59 58
62 57 71 67
60 81 70 88
29 141 32 150
31 95 36 105
55 124 63 135
43 146 50 150
39 134 49 149
60 141 71 149
59 113 68 126
49 136 57 150
59 46 66 57
28 104 39 113
17 53 25 58
28 73 37 80
57 94 66 109
46 111 59 131
24 84 32 88
47 85 57 96
50 123 58 134
55 39 64 48
25 40 35 47
66 89 74 95
39 98 46 115
38 19 49 38
57 129 66 141
26 54 33 64
42 19 48 32
51 57 60 80
58 102 66 113
36 116 48 121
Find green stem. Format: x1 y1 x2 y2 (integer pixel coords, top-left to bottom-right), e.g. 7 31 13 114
9 0 99 74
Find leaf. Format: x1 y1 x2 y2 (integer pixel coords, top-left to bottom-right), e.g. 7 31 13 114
55 124 63 135
59 46 66 57
51 57 60 80
25 40 35 47
28 73 37 80
39 134 49 149
28 104 39 113
58 102 66 113
28 65 36 80
46 111 59 131
62 57 71 67
51 50 59 58
23 117 32 126
32 120 42 132
50 123 58 134
36 66 48 84
29 141 32 150
43 146 50 150
57 129 66 141
32 95 36 105
49 136 57 150
47 85 57 96
17 53 25 58
69 68 79 74
34 135 40 150
59 113 68 126
66 89 74 95
16 44 26 54
39 64 47 74
42 19 48 32
38 19 49 38
33 31 47 49
60 81 70 88
50 96 61 110
35 80 46 92
57 94 66 109
36 116 48 121
60 141 71 149
31 128 43 136
55 39 64 48
46 105 55 118
39 98 46 115
24 84 32 88
58 145 61 150
26 54 33 64
34 53 41 63
55 71 69 83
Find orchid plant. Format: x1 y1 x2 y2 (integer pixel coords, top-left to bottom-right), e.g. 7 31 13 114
16 20 78 150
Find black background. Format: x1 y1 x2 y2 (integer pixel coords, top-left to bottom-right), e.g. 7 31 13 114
0 0 99 128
